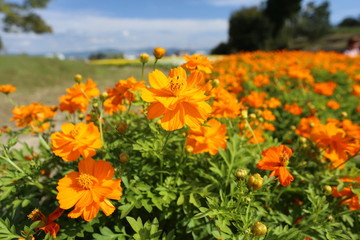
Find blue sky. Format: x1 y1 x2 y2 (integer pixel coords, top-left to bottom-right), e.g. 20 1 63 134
1 0 360 54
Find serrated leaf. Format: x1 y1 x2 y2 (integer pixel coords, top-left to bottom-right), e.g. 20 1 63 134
126 216 143 233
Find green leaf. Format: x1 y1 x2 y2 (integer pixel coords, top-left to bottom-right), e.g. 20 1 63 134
126 216 143 233
119 202 135 218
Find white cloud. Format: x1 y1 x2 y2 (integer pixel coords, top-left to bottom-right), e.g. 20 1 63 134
205 0 263 7
1 10 228 54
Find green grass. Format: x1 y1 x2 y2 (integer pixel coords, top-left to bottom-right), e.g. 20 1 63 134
0 55 162 127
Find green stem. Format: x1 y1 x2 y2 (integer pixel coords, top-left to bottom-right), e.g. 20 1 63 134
245 119 262 155
98 109 104 147
141 63 145 81
6 94 17 107
154 59 158 70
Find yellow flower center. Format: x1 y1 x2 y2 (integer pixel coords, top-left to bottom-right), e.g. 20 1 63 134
169 75 185 95
279 151 290 166
77 173 96 189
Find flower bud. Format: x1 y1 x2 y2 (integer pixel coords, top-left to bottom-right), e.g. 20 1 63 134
252 221 267 236
186 145 194 153
241 109 248 119
92 102 99 108
324 185 333 195
341 112 348 118
74 74 83 83
153 47 166 59
139 53 150 63
299 137 307 143
235 169 248 180
247 173 264 191
212 79 220 88
290 125 296 130
249 113 256 119
101 91 108 98
119 153 129 163
78 113 85 121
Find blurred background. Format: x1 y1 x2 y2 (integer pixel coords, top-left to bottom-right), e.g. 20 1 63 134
1 0 360 59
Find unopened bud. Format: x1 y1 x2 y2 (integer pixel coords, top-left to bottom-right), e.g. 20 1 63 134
252 222 267 236
235 169 248 180
140 53 150 63
290 125 296 131
186 145 194 153
247 173 264 191
92 102 99 108
74 74 83 83
341 112 348 118
249 113 256 119
101 91 108 98
241 109 248 119
153 47 166 59
119 153 129 163
78 113 84 120
324 185 333 195
299 137 307 143
212 79 220 88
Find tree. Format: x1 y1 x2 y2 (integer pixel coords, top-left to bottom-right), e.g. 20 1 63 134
0 0 52 50
338 17 360 27
264 0 302 36
295 1 331 41
227 7 273 52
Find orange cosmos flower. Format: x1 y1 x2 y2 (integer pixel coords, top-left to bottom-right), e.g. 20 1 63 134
256 145 294 186
51 122 102 162
261 109 276 121
181 54 213 74
56 158 122 221
243 91 267 108
264 97 282 109
11 103 57 133
310 122 358 168
326 100 340 109
104 77 145 114
0 84 16 94
27 207 64 238
313 81 337 96
253 74 270 87
332 177 360 210
59 78 100 113
141 67 211 131
210 87 243 119
295 116 321 138
284 103 303 115
186 118 227 155
352 84 360 96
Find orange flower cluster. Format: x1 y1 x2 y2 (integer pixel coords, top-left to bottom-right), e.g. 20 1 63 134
141 67 211 131
257 145 294 186
0 84 16 94
186 118 227 155
210 87 243 119
56 158 122 221
11 103 57 132
59 78 100 113
332 177 360 210
51 122 102 162
104 77 145 114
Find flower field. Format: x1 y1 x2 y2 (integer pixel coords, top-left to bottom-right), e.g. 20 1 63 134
0 49 359 240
